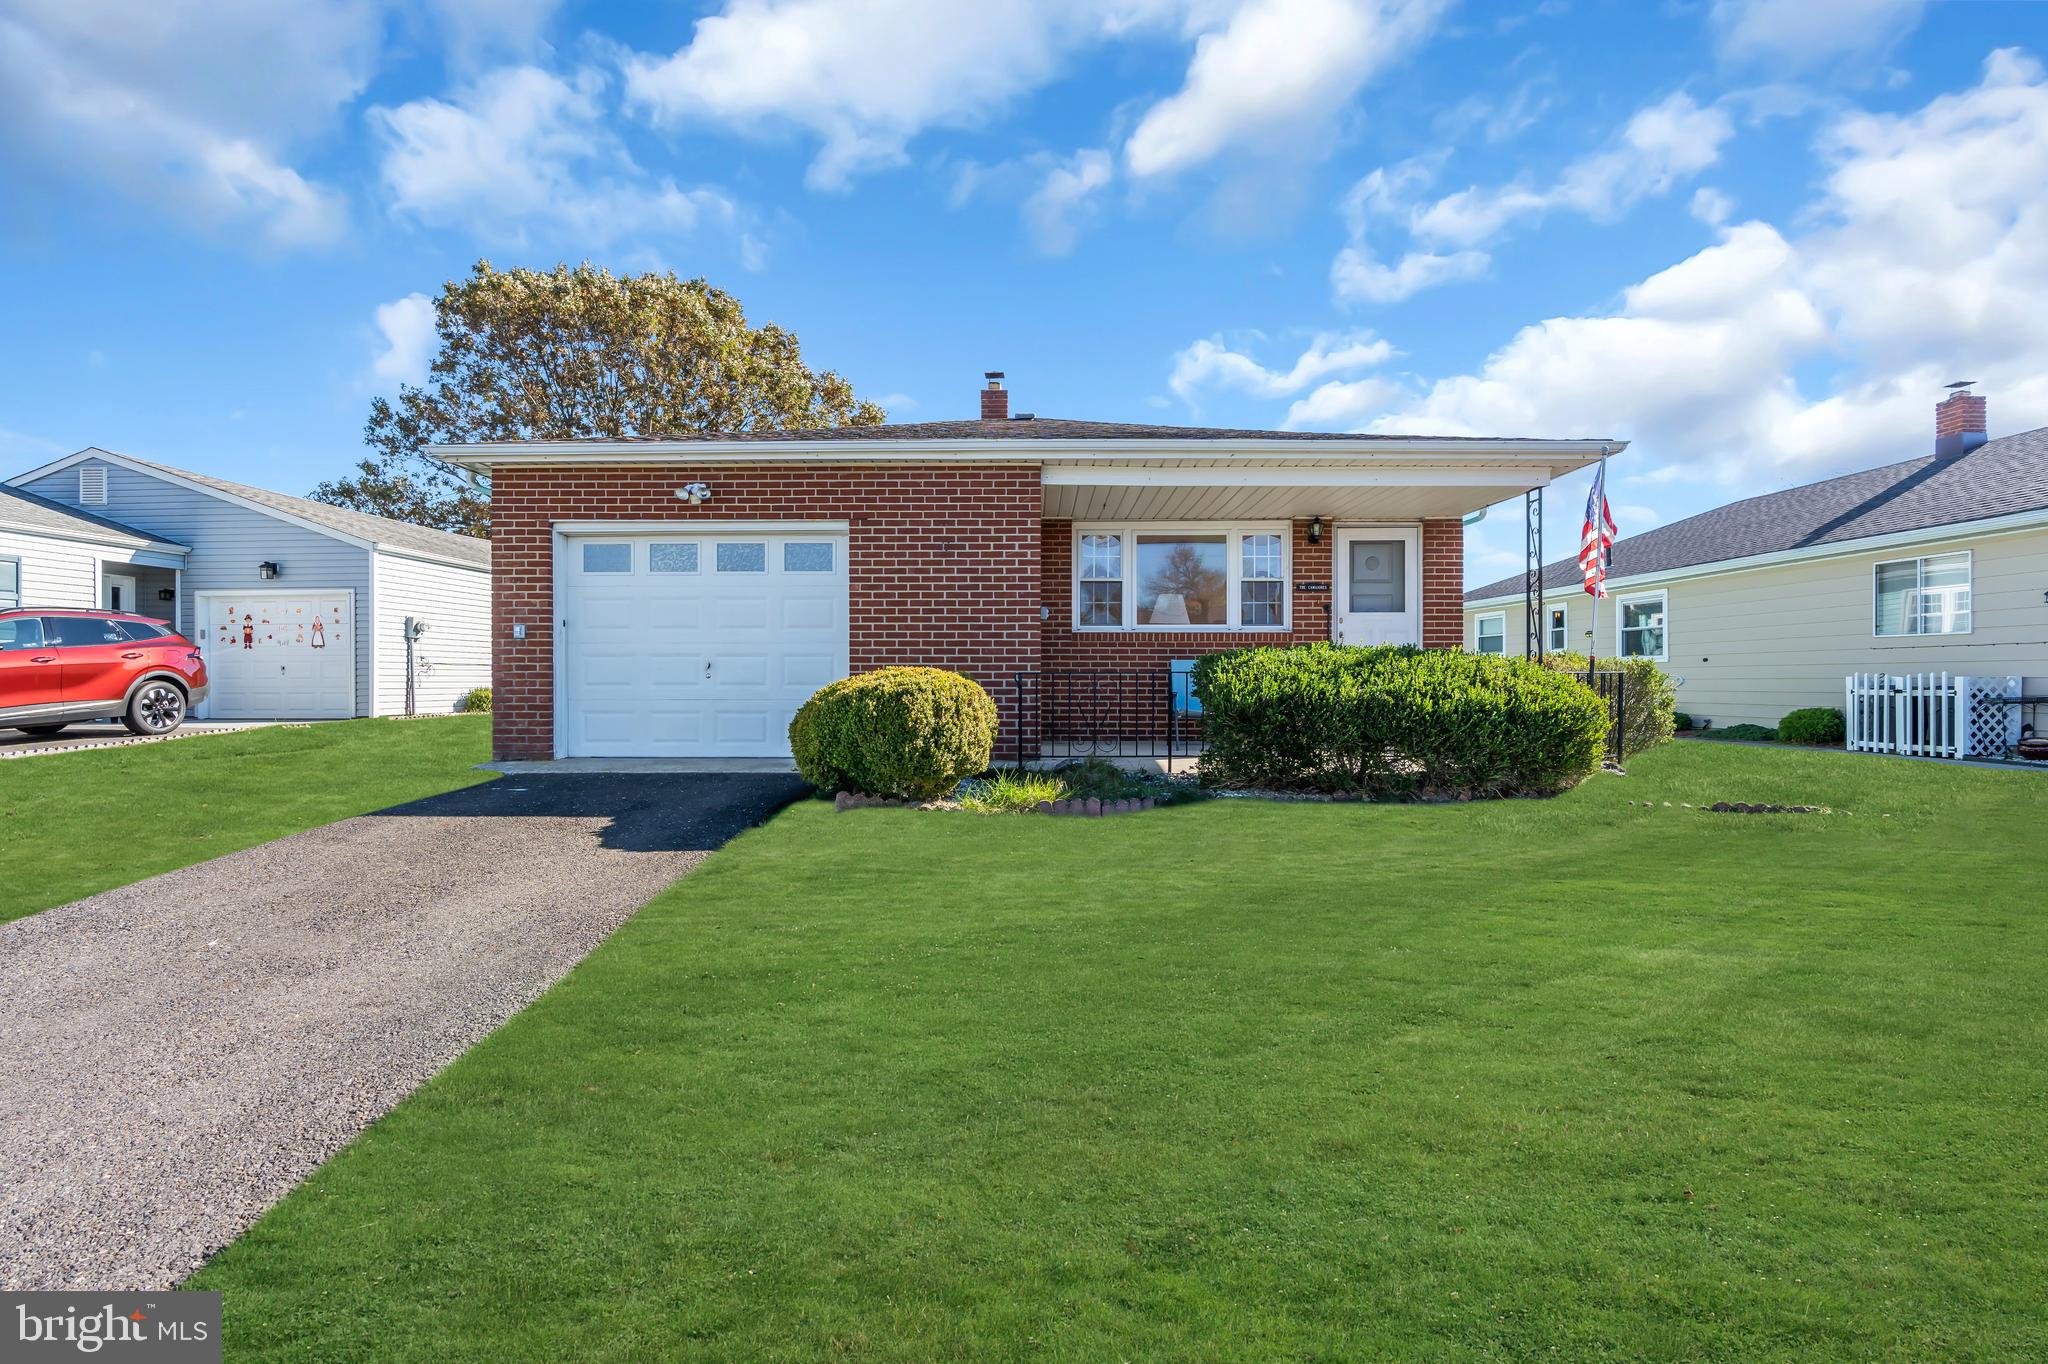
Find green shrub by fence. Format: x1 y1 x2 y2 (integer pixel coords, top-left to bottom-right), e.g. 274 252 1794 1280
1534 652 1676 758
456 686 492 714
790 667 997 799
1190 644 1609 798
1778 707 1846 745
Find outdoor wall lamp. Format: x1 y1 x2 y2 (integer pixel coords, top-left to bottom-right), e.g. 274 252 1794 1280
157 587 175 602
1308 516 1324 544
258 561 280 579
676 482 712 505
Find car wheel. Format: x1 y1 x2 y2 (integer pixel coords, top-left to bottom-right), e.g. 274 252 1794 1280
124 681 187 735
14 724 69 736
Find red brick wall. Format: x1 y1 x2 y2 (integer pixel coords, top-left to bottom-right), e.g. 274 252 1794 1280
1421 518 1464 648
488 462 1041 760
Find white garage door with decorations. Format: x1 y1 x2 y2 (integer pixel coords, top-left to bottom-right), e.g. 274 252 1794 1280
199 591 357 719
559 531 848 758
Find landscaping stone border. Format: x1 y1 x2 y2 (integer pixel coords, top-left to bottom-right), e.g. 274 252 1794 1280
833 792 1157 815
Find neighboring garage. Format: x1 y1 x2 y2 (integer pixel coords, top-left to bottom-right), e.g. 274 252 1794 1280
6 448 491 718
556 527 848 758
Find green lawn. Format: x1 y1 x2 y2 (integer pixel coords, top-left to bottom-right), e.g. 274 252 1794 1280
194 743 2048 1361
0 716 491 921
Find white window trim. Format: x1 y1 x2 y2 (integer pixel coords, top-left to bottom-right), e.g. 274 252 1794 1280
1474 611 1507 655
1072 522 1291 632
1615 589 1669 662
0 554 19 611
1546 603 1568 653
1872 550 1973 638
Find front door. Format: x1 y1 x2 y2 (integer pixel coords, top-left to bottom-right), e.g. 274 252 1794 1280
104 573 138 614
1335 527 1420 646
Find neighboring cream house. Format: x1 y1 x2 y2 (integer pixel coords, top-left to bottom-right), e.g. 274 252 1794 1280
1463 389 2048 730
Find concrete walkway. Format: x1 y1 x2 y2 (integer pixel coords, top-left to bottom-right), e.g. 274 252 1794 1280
0 772 806 1292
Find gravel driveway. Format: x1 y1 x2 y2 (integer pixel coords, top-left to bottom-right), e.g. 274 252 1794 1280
0 772 805 1292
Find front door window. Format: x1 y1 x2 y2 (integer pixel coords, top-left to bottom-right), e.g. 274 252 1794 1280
1347 539 1406 613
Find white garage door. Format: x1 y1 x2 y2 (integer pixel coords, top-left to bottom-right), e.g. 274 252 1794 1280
559 531 849 758
199 591 357 719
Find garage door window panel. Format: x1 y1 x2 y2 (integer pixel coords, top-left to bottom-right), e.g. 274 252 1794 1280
582 543 632 574
717 542 767 573
784 543 834 573
649 543 700 574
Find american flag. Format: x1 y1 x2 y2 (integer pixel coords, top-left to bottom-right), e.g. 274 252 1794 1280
1579 459 1617 597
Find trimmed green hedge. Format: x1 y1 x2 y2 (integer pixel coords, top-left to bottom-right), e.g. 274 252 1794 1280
1779 706 1846 745
1190 644 1610 798
790 667 997 799
1535 652 1676 758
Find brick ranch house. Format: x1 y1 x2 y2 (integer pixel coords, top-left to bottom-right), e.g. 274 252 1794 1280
438 375 1622 762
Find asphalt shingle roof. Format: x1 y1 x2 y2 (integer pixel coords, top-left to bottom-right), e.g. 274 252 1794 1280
119 454 490 569
541 418 1610 444
0 484 187 550
1467 426 2048 602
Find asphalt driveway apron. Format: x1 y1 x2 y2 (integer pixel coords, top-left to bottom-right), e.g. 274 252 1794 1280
0 773 806 1292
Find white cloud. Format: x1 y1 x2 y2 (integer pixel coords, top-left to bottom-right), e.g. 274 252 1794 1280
1169 330 1395 404
1689 185 1735 226
372 65 739 244
369 293 436 389
0 0 369 246
1368 50 2048 497
622 0 1120 190
422 0 562 68
1123 0 1449 179
1283 375 1406 428
1331 93 1734 303
1022 148 1114 255
624 0 1448 191
1407 93 1735 248
1330 243 1488 303
1710 0 1926 70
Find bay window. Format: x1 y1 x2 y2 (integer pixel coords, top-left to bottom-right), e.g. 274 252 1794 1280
1874 552 1971 636
1073 525 1289 630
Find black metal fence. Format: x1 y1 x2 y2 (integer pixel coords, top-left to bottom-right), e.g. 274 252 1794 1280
1004 665 1632 770
1004 670 1200 769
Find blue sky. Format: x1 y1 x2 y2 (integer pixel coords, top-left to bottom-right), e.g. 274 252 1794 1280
3 0 2045 580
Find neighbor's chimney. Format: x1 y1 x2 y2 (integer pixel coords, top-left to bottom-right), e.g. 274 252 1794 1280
1935 382 1988 456
981 371 1009 422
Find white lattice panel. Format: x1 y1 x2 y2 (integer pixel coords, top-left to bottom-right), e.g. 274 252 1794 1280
1960 675 2021 757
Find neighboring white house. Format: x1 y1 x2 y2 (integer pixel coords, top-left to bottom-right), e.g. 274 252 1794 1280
1464 389 2048 732
4 447 491 718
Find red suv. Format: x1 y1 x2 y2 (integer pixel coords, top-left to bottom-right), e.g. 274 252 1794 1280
0 609 209 737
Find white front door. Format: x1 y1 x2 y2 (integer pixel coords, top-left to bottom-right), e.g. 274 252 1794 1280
103 573 137 614
558 531 850 758
1334 527 1420 646
198 591 357 718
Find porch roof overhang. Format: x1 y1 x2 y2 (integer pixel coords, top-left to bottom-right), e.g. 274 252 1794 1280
1038 449 1619 522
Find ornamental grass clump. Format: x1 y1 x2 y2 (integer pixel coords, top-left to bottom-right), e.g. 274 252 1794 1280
1191 644 1609 799
790 667 998 800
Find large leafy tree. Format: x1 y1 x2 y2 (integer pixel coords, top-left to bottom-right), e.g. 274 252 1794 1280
312 261 887 536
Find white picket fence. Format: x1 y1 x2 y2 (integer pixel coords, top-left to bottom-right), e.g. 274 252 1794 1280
1844 672 2020 759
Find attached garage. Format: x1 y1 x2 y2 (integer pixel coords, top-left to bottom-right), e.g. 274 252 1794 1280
196 591 356 719
555 526 849 758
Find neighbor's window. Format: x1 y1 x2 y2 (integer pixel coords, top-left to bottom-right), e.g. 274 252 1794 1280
0 557 17 610
1547 605 1567 652
1874 552 1971 636
1075 526 1287 629
581 542 631 574
1077 533 1123 627
1475 613 1506 655
1618 592 1667 660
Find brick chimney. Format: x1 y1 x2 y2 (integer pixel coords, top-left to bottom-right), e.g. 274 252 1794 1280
1935 383 1987 456
980 371 1009 422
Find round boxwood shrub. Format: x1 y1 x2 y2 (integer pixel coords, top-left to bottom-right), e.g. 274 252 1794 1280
790 667 997 799
1190 644 1610 798
1778 706 1845 746
457 686 492 714
1535 652 1675 758
1673 711 1695 732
